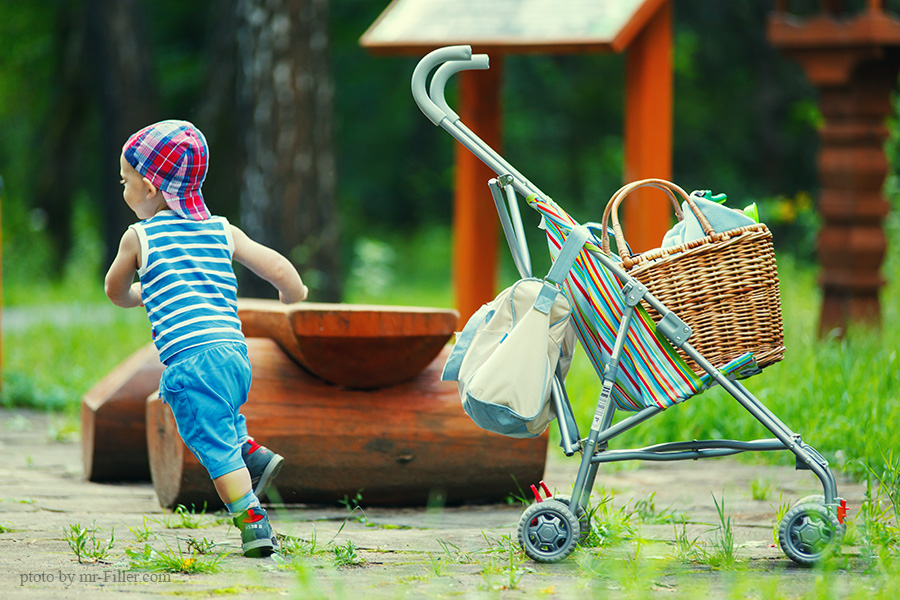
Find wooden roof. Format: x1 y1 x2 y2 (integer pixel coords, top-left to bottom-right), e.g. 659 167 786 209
360 0 666 54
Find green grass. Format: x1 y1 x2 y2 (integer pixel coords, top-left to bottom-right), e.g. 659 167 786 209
129 516 155 542
125 537 227 574
63 521 115 564
278 529 328 558
2 290 149 411
331 539 364 567
703 493 737 569
152 504 217 530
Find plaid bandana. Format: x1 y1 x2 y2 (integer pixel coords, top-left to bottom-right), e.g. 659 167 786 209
122 120 211 221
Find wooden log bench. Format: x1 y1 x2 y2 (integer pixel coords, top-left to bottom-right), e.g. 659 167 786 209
237 298 461 389
82 299 461 481
82 299 549 506
146 338 548 509
81 342 163 481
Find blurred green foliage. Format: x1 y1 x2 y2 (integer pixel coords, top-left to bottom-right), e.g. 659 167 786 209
2 1 900 421
0 0 844 296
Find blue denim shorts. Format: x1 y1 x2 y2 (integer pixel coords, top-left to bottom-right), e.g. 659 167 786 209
159 342 251 479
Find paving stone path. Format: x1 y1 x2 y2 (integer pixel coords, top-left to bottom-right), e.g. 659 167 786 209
0 408 872 599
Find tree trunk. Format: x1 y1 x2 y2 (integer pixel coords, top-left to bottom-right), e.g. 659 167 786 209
194 2 243 222
89 0 158 266
236 0 342 301
33 0 156 269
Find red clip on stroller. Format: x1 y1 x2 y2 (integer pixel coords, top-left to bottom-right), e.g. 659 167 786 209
412 45 846 566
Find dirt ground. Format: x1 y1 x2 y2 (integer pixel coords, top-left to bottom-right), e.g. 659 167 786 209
0 408 875 599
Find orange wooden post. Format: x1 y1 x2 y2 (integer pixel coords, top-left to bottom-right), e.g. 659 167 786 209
767 4 897 335
453 61 503 324
623 0 673 253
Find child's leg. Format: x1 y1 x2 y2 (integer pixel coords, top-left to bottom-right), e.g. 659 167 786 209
160 344 278 557
232 367 285 499
159 355 250 486
215 467 277 558
213 466 253 506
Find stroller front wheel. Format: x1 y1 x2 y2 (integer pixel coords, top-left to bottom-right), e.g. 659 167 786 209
778 501 843 566
517 499 580 563
551 495 592 545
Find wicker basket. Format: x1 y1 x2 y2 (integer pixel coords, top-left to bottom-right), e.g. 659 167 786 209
600 179 785 373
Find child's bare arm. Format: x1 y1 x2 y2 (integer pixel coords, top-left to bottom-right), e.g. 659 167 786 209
231 225 308 304
104 229 143 308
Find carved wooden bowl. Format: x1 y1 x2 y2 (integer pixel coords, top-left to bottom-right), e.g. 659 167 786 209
238 299 458 389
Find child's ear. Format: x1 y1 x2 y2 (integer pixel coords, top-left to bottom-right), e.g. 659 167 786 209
142 177 158 199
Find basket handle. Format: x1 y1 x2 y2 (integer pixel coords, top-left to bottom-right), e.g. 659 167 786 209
600 178 717 269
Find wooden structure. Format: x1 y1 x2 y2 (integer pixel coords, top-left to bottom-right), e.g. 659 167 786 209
146 339 548 508
81 342 163 481
82 299 458 481
768 1 900 334
361 0 673 323
238 299 458 388
83 299 549 507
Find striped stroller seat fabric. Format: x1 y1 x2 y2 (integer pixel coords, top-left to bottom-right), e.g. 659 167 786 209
528 194 703 411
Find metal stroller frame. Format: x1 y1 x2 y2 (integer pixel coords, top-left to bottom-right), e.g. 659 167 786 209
412 45 845 566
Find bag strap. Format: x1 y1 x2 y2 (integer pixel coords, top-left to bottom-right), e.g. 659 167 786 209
534 225 591 314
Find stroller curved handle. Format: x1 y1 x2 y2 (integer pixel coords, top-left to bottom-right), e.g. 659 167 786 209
430 54 490 124
411 45 472 125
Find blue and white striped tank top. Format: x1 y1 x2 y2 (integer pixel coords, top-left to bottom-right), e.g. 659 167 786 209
130 211 245 363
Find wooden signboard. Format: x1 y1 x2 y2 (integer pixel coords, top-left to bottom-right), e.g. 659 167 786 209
362 0 673 323
361 0 664 54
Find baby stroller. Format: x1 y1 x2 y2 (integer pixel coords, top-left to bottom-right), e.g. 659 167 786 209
412 46 846 566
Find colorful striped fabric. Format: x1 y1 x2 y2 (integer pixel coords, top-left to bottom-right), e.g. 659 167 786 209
698 352 759 390
528 194 702 411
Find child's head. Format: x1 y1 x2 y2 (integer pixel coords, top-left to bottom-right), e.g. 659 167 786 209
122 120 211 220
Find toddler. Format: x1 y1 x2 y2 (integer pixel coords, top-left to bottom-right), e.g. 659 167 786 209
105 120 308 557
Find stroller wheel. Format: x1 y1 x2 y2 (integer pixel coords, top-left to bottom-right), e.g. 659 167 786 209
790 495 847 537
517 499 580 563
794 494 825 507
778 501 843 566
551 495 592 545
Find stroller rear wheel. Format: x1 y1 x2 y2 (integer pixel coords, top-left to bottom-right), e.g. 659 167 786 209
778 501 843 566
517 499 580 563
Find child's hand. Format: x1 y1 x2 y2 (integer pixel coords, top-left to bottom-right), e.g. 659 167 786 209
231 225 308 304
279 284 308 304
